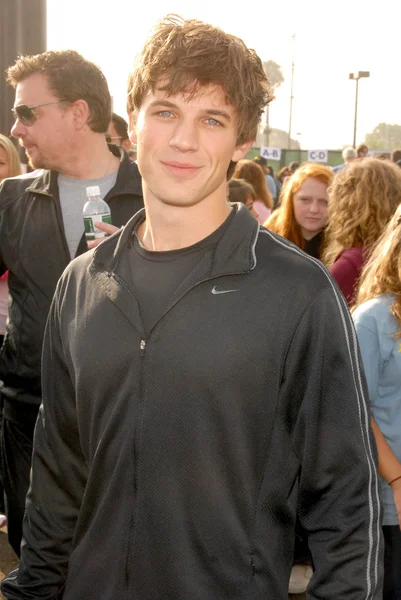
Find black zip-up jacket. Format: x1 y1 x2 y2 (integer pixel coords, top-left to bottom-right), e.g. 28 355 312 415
2 205 383 599
0 147 143 406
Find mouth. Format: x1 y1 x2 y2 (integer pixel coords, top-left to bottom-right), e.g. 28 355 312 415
161 161 201 176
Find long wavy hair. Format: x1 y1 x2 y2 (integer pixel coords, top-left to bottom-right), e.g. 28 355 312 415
231 160 273 209
0 135 21 181
353 204 401 337
323 158 401 267
264 162 333 250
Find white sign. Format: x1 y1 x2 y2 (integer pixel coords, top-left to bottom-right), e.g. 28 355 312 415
307 150 328 163
260 146 282 161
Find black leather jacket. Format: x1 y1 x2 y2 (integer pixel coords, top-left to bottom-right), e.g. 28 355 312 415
0 148 143 405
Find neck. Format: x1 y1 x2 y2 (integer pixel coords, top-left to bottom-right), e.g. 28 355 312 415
59 134 120 179
138 189 231 252
302 228 321 241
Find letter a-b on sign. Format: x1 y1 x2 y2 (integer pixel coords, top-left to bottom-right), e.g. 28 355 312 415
307 150 328 163
260 147 281 161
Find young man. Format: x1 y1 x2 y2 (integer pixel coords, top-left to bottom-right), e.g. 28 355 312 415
0 49 143 556
2 17 382 600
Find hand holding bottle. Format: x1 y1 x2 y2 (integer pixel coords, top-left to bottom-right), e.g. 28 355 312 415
87 222 120 249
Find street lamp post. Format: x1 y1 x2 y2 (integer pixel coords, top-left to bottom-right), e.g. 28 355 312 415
349 71 370 148
288 34 296 150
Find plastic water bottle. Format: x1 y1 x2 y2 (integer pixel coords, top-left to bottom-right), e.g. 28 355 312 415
83 185 112 241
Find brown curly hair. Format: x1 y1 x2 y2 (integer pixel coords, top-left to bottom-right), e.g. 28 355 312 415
323 158 401 267
127 15 273 145
353 205 401 337
264 162 333 250
231 160 273 209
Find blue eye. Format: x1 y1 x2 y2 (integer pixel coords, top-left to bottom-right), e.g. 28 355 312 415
159 111 173 118
205 118 221 126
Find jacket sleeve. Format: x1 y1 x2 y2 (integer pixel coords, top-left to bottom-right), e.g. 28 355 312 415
1 281 87 600
282 283 383 599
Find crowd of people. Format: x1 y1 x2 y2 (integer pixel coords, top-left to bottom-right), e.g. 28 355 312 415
0 13 399 600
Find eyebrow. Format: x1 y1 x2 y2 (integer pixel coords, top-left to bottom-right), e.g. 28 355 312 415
148 100 232 122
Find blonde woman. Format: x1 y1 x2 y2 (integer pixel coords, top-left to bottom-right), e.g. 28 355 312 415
231 159 273 225
323 158 401 306
0 134 21 183
265 162 333 259
353 205 401 599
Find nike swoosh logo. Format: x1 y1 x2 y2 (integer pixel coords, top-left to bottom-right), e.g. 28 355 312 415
211 286 238 295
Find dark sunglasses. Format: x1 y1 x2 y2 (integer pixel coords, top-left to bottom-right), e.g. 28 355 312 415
11 99 68 126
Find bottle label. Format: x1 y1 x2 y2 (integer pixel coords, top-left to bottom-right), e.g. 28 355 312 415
84 214 112 239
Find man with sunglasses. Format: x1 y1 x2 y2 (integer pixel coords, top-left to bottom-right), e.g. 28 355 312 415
0 49 143 556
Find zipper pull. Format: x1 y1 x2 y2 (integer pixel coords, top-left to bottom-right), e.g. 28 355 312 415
140 339 146 356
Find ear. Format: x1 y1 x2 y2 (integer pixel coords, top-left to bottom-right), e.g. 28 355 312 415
128 112 137 145
71 99 90 130
231 140 254 163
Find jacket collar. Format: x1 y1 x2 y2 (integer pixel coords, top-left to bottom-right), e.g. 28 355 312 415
91 202 260 280
25 145 142 198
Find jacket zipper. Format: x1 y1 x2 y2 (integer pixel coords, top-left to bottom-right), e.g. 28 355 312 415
125 337 146 590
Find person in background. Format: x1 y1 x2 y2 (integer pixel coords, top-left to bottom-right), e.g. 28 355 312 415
266 164 282 206
332 146 357 173
0 134 22 347
0 134 22 530
276 166 291 204
287 160 299 175
107 112 132 153
353 205 401 599
277 166 290 184
0 49 143 556
0 135 21 183
356 143 369 158
390 148 401 164
264 162 333 259
232 158 273 225
323 158 401 306
1 14 382 600
253 156 277 203
227 178 258 220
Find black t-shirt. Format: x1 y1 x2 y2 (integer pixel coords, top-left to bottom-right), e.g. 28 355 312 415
126 211 234 334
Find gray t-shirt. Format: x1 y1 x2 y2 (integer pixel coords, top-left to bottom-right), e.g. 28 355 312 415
58 170 118 259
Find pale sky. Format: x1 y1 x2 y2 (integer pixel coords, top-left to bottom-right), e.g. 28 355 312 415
47 0 401 150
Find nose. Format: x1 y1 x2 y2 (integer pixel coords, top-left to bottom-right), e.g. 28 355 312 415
169 118 199 152
309 200 320 213
11 118 26 139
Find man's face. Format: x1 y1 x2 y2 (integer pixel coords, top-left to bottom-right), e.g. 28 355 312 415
130 84 251 209
11 73 75 171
